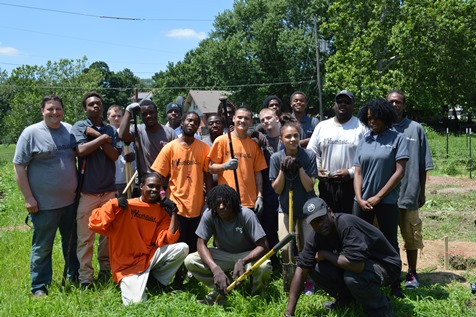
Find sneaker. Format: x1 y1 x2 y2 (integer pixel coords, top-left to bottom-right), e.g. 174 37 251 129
391 283 404 298
80 282 92 290
322 298 352 310
32 290 47 298
303 279 315 295
197 290 226 306
404 273 420 289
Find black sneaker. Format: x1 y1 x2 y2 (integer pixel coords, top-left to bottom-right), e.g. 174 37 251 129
80 282 92 290
391 284 404 298
97 270 111 284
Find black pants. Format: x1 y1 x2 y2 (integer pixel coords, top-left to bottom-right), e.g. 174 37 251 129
310 260 395 317
318 180 354 214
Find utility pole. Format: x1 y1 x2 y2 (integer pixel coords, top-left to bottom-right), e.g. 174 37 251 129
313 17 323 121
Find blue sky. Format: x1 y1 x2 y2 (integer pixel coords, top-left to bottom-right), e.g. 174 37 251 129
0 1 235 78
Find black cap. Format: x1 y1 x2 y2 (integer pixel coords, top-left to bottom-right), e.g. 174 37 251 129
335 90 354 102
303 197 329 224
166 102 182 114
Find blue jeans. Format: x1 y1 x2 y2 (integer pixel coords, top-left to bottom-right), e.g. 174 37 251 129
29 204 79 294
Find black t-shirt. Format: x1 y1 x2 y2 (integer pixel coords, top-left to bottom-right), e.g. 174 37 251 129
298 213 401 278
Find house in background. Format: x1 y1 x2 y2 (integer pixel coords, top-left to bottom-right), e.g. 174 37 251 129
183 90 232 134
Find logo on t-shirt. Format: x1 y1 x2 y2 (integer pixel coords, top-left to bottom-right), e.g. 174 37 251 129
235 226 243 234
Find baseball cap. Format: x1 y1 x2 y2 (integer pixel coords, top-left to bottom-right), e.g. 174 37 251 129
335 90 354 102
166 102 182 114
303 197 329 224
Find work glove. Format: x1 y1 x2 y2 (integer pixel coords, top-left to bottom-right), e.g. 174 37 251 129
117 197 128 209
124 152 135 163
254 196 264 216
232 259 245 280
160 197 178 215
125 102 140 114
280 156 297 173
290 158 301 174
224 158 238 170
212 266 230 295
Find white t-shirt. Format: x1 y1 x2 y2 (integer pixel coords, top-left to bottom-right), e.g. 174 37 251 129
307 116 367 178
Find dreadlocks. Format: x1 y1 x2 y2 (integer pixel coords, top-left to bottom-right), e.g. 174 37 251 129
207 184 241 216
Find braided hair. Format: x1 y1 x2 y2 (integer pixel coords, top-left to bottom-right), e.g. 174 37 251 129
207 184 241 217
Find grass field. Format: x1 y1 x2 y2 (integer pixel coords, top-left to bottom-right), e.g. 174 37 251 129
1 133 476 316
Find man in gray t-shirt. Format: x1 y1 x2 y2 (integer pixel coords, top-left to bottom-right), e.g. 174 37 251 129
388 90 434 290
13 95 79 297
118 100 177 180
184 185 272 302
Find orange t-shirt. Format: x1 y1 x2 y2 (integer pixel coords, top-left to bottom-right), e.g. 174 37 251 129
208 134 267 208
89 198 179 284
151 139 210 218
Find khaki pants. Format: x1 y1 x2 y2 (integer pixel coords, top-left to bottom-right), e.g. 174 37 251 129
76 192 116 284
184 249 272 293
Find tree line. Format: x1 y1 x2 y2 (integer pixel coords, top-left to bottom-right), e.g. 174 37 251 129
0 0 474 144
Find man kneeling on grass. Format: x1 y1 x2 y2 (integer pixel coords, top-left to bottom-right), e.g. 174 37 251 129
89 172 189 305
283 197 401 317
184 184 272 304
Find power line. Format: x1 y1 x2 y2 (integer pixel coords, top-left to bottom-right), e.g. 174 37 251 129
0 78 316 91
0 2 213 22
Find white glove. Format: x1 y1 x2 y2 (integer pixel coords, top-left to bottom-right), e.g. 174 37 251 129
125 102 140 114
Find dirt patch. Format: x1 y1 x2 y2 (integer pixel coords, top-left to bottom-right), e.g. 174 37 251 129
405 175 476 285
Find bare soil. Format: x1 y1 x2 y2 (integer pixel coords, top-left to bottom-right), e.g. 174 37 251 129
405 175 476 285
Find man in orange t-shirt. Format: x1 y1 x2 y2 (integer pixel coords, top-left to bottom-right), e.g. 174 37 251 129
208 108 267 213
151 112 212 253
89 173 189 305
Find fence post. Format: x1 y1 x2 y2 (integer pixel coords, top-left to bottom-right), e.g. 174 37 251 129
470 128 472 179
446 128 449 159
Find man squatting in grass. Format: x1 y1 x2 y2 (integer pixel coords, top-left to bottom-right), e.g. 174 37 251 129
70 91 119 288
184 184 272 303
388 90 434 289
13 95 80 297
89 172 189 305
283 197 401 317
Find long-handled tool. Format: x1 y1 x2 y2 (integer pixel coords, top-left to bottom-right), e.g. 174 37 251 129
123 143 134 198
219 97 240 199
215 232 295 302
283 180 296 292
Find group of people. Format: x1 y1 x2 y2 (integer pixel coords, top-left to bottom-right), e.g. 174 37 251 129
13 88 433 316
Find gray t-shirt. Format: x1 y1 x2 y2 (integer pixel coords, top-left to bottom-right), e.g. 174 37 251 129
353 129 409 204
269 148 318 218
131 124 177 176
393 118 434 210
13 121 77 210
196 207 266 254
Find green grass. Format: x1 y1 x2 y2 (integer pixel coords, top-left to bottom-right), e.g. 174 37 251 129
424 126 476 177
1 136 476 316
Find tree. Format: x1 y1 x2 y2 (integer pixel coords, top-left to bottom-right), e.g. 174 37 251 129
1 58 102 144
84 61 141 109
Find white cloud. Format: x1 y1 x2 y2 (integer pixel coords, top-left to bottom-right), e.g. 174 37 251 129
166 29 207 40
0 46 21 56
